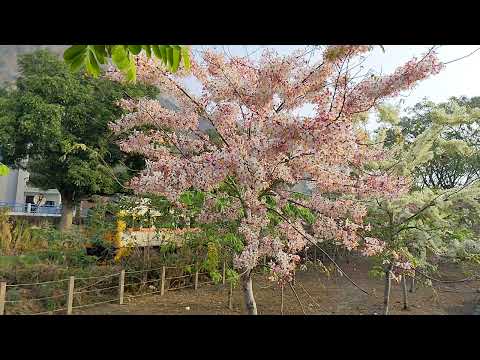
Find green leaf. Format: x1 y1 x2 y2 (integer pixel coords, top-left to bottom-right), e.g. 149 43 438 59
64 45 87 61
151 45 162 59
92 45 107 64
86 50 101 78
158 45 167 62
166 46 173 69
125 59 137 83
69 54 87 73
171 46 181 72
0 163 9 176
181 46 191 70
128 45 142 55
111 45 131 72
143 45 152 58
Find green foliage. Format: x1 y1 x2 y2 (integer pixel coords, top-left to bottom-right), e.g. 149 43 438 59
383 97 480 189
0 163 9 176
63 45 191 82
226 268 240 286
366 98 480 271
282 202 316 225
0 49 159 206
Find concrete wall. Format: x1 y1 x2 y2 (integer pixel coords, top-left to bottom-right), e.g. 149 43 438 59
0 168 61 204
15 168 29 203
0 169 20 202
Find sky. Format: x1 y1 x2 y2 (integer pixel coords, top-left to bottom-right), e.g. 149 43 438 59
185 45 480 130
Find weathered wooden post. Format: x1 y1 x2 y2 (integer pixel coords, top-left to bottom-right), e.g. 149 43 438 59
402 275 408 310
228 282 233 310
119 270 125 305
0 282 7 315
281 284 284 315
194 270 199 291
67 276 75 315
409 275 416 293
160 266 166 296
222 260 226 286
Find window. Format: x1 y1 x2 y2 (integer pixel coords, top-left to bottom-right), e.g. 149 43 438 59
25 196 34 204
45 201 55 207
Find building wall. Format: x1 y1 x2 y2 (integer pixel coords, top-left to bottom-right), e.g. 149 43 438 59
0 168 61 204
24 187 61 205
0 169 20 202
15 168 29 203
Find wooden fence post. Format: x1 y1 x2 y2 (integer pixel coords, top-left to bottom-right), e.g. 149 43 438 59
160 266 166 296
280 284 284 315
228 282 233 310
67 276 75 315
0 282 6 315
119 270 125 305
194 271 199 291
402 275 408 310
222 260 226 286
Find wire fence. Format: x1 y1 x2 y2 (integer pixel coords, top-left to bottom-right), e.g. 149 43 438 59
0 262 227 315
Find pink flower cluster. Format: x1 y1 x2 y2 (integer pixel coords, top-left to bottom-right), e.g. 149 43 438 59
361 237 386 256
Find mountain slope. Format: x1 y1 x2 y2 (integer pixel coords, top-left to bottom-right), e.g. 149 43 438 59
0 45 67 84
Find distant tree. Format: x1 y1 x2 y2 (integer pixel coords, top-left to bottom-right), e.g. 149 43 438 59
366 102 480 312
386 97 480 189
0 50 158 229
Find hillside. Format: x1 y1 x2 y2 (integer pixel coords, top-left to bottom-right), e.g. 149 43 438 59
0 45 67 84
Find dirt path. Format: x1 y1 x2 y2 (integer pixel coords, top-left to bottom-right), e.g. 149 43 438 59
76 259 480 315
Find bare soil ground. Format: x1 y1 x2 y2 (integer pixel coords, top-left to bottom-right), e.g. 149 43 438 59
76 258 480 315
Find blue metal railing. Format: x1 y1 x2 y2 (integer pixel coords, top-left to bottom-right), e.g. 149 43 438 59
0 201 62 215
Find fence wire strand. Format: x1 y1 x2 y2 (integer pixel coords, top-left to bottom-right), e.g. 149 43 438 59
74 285 119 295
5 292 68 304
124 279 160 288
72 298 118 310
168 283 194 291
165 274 193 280
75 272 121 281
30 307 68 315
6 278 69 287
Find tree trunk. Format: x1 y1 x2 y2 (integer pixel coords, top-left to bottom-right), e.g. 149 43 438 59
383 266 392 315
241 271 257 315
74 204 81 225
409 275 416 293
402 275 408 310
59 197 74 231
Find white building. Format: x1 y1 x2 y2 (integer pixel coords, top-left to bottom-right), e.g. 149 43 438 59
0 167 62 216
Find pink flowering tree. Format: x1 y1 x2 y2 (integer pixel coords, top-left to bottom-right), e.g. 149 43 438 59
108 46 442 314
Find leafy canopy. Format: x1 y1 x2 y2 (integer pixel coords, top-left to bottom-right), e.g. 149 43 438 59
0 49 159 201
